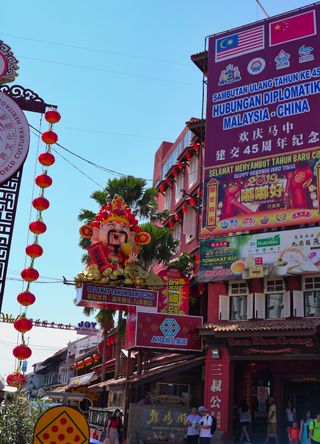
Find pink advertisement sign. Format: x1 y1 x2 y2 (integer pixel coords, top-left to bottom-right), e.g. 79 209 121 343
203 5 320 236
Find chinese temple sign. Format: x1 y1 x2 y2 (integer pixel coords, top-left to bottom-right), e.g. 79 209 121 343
158 268 189 314
203 5 320 236
128 405 188 443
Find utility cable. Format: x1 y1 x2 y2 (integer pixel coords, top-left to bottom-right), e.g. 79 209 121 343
29 124 154 182
2 33 189 67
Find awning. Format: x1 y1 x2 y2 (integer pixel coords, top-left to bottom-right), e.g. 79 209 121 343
90 354 205 389
47 391 85 401
69 371 98 387
200 318 320 337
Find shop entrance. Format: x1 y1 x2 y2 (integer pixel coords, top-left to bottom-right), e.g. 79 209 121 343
284 380 320 419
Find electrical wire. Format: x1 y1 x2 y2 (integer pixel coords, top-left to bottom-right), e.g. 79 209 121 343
29 124 154 182
19 56 193 86
2 33 189 67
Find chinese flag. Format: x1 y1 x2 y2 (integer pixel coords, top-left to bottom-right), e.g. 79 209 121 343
270 10 316 46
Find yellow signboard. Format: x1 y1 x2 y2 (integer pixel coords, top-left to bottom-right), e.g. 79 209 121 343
33 406 89 444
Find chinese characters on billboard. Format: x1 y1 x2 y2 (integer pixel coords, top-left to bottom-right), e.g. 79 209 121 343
125 311 203 352
199 226 320 282
76 283 158 312
203 6 320 236
158 268 189 314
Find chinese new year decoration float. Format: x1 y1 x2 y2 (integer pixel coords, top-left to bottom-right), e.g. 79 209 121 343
75 195 163 290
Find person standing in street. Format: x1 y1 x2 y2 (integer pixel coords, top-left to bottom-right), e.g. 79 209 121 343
266 397 278 444
186 407 201 444
309 412 320 444
104 409 122 444
288 421 300 444
239 399 251 443
300 410 312 444
198 406 213 444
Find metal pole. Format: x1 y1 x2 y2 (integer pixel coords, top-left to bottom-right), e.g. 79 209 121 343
256 0 270 18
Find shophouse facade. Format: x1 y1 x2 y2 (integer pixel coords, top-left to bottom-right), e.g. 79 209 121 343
191 7 320 440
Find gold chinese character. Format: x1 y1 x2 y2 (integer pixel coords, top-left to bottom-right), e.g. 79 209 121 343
148 409 159 424
162 411 173 425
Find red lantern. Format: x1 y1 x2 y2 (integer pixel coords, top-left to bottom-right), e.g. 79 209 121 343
165 178 172 186
175 213 180 221
84 357 93 366
93 353 100 362
193 142 199 150
26 243 43 258
195 252 200 263
185 151 192 161
13 344 32 360
14 317 33 333
45 110 61 124
17 291 36 306
32 196 50 211
177 162 184 169
182 205 188 214
35 174 53 189
168 219 175 229
21 267 39 282
106 338 111 346
29 220 47 234
42 130 58 145
172 167 178 178
189 197 196 207
159 183 166 193
6 373 26 387
38 152 55 166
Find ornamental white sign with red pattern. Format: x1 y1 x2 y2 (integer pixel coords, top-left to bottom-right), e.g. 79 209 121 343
0 91 30 184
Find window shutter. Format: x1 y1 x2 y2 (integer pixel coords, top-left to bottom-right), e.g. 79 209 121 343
219 295 230 320
183 208 196 237
292 290 304 317
247 293 254 319
254 293 266 319
284 290 291 318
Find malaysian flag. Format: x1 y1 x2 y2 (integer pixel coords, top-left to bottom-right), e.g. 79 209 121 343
215 25 265 62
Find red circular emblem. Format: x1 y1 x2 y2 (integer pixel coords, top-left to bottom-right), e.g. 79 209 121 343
0 91 30 184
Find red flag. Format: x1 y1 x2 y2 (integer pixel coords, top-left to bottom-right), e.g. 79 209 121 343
270 10 316 46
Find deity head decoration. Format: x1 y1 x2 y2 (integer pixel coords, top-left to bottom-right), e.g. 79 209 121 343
75 195 162 289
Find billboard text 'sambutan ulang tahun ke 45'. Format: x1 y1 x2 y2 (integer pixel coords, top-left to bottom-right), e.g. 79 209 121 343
202 5 320 236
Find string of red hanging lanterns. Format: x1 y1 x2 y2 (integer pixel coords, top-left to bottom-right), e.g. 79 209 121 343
7 109 61 388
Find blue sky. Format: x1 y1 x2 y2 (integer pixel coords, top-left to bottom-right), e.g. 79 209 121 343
0 0 314 376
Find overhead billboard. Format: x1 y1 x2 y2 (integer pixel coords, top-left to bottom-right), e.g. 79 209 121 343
76 283 158 312
203 5 320 236
199 226 320 282
125 311 203 352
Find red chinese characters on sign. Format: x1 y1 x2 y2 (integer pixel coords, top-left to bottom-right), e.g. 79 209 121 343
125 312 203 352
158 268 189 315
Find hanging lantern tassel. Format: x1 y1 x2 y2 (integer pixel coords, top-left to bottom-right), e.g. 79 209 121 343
12 108 61 378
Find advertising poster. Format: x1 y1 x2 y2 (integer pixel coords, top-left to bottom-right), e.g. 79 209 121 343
203 5 320 236
199 226 320 282
126 312 203 352
158 268 189 315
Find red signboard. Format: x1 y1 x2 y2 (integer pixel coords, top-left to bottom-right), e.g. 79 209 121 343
202 4 320 236
76 283 158 312
158 268 189 315
125 311 203 352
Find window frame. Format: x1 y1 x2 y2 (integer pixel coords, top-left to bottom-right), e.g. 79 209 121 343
188 155 198 189
303 275 320 317
228 281 248 321
265 278 285 319
173 222 182 243
175 173 184 203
